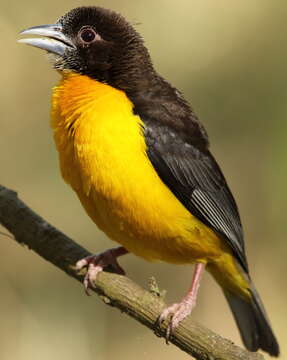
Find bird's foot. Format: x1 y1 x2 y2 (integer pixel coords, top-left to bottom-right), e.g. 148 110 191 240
155 262 205 342
76 246 128 295
157 299 195 342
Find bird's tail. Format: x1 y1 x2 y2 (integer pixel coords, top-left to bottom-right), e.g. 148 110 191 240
224 281 279 356
208 256 279 356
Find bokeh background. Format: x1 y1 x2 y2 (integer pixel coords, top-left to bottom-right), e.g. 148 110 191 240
1 0 286 359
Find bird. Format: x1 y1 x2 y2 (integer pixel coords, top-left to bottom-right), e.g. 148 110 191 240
19 6 279 356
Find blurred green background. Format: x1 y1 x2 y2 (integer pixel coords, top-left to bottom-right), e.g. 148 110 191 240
1 0 286 359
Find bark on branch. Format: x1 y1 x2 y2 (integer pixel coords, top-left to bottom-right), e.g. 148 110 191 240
0 185 264 360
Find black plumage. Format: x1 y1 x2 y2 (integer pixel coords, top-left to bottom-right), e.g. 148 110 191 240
55 8 278 353
21 6 279 355
142 117 248 272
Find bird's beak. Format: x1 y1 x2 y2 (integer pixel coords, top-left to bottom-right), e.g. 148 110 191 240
18 24 75 56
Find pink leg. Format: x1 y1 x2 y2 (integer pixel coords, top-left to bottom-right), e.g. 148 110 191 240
76 246 128 295
157 262 205 342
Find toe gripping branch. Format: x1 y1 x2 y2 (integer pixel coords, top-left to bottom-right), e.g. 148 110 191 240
156 262 206 342
76 246 128 295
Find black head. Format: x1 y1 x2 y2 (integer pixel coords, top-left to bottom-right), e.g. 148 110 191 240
19 7 155 91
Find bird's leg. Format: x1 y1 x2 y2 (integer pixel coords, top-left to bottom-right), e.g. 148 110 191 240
157 262 205 342
76 246 128 295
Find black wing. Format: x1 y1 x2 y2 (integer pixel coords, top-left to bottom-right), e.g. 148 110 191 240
143 120 248 272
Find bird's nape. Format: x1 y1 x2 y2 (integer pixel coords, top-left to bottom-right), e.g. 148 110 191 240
18 6 280 356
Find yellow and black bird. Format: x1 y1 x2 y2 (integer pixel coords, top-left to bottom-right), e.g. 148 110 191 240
19 6 279 356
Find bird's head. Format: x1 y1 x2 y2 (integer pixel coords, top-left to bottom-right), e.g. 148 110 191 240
19 7 154 90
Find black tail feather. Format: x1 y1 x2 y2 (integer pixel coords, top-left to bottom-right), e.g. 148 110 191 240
224 284 279 357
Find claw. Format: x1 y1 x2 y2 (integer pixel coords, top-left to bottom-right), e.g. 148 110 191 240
155 262 206 342
76 247 128 294
156 302 182 342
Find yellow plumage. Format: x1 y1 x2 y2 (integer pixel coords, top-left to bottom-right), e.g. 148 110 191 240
51 72 250 299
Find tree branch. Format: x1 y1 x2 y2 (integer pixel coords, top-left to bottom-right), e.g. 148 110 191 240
0 185 264 360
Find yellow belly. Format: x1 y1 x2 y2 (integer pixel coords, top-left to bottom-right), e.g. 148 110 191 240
51 73 230 265
50 72 251 298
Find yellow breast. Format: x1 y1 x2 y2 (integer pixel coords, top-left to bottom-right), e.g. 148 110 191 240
50 72 224 264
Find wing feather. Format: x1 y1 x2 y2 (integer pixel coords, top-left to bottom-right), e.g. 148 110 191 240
143 121 248 272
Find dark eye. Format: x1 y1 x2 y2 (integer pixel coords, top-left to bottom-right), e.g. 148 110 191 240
79 27 97 44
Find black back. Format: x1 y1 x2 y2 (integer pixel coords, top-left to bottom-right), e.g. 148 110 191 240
130 77 249 273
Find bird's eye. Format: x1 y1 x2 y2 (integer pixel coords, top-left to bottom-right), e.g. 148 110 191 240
79 27 97 44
